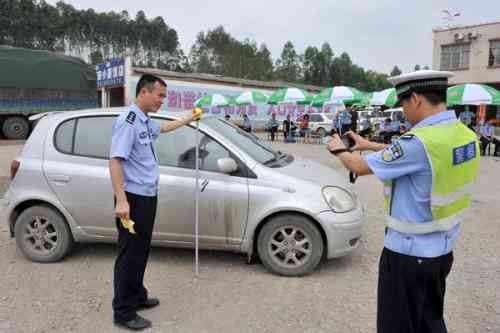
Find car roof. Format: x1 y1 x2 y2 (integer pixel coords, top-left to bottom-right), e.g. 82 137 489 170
42 107 196 122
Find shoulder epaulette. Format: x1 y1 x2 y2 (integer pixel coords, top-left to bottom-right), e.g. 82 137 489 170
126 112 136 124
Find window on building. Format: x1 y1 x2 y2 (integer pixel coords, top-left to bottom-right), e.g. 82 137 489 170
440 44 470 70
489 40 500 67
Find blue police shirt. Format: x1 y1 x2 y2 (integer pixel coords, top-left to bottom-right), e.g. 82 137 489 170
339 110 352 125
479 124 494 136
459 111 474 125
390 120 401 132
365 110 460 258
110 104 161 197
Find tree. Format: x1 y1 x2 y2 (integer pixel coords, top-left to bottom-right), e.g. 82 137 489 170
390 66 402 77
414 64 421 71
423 65 430 70
275 41 301 82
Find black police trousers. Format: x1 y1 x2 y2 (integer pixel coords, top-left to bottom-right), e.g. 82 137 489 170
112 192 157 322
377 248 453 333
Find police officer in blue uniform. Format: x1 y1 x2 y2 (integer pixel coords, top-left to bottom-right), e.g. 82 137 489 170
326 70 479 333
109 74 201 330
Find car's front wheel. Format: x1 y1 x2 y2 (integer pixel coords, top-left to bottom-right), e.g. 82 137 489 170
257 214 324 276
317 127 327 137
14 205 74 262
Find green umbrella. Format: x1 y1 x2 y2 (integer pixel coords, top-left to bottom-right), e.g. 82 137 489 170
371 88 397 107
311 86 364 107
267 87 314 105
447 84 500 105
235 90 268 105
195 94 235 108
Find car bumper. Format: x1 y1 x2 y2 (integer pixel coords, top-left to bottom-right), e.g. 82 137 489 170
317 208 364 259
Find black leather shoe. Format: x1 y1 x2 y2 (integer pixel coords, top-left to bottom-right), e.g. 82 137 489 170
114 315 151 331
137 298 160 310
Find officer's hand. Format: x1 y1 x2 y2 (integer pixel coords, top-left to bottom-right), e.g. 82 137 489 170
115 200 130 220
327 134 345 152
346 131 370 151
191 107 203 121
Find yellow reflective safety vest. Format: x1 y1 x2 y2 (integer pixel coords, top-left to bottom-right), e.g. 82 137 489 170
383 120 480 234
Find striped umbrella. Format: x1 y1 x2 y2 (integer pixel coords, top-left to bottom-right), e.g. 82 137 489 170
311 86 365 107
195 94 235 108
371 88 398 107
447 84 500 105
267 87 314 105
236 90 268 105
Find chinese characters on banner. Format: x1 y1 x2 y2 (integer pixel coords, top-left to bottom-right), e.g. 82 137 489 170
165 89 329 121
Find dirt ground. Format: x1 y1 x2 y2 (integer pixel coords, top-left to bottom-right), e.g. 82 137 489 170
0 139 499 333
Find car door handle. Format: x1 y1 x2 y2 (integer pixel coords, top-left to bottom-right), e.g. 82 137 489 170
49 174 71 183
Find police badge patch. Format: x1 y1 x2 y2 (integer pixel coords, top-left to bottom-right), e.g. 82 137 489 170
126 112 136 124
382 142 404 162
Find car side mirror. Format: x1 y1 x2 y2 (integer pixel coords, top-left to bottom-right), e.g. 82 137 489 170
217 157 238 174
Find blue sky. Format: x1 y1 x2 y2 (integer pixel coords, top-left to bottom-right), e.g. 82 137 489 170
47 0 500 74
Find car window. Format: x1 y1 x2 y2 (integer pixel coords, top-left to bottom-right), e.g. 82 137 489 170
73 117 115 158
310 114 322 122
201 118 277 165
154 121 236 174
54 119 75 154
55 116 115 159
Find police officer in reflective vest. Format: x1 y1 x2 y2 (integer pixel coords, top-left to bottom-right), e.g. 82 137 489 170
109 74 201 330
327 70 480 333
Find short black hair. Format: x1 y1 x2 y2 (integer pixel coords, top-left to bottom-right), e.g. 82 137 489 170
401 90 446 106
136 74 167 97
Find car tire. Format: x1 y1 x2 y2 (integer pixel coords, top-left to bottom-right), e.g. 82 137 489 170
2 116 30 140
257 214 324 277
14 205 74 262
317 127 327 137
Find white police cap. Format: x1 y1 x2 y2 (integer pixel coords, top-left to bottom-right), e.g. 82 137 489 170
388 70 454 105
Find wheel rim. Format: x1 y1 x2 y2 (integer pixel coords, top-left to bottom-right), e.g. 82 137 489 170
22 216 58 255
268 225 312 269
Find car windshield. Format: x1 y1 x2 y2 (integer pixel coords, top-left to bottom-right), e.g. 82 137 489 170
201 117 280 165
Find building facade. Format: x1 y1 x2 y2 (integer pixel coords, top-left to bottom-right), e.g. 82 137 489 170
433 21 500 89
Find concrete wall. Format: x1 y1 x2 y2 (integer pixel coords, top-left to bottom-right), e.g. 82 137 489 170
433 22 500 85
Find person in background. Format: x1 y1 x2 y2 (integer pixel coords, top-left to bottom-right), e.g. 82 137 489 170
359 114 372 138
459 109 475 131
283 114 296 141
267 113 280 141
378 118 394 144
242 114 252 132
331 112 340 135
350 105 359 133
477 120 495 156
299 114 311 144
339 106 353 134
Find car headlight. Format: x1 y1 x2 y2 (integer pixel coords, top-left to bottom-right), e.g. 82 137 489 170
322 186 356 213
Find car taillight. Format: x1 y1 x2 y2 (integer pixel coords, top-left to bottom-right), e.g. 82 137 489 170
10 160 20 180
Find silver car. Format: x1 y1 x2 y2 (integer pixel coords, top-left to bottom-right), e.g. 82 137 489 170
3 107 364 276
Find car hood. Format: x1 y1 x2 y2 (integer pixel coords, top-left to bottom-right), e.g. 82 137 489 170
277 155 351 189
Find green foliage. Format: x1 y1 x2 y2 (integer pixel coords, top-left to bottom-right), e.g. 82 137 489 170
1 1 395 91
0 0 181 68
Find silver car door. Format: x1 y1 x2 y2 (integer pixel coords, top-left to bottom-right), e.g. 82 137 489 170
153 122 249 246
43 115 116 237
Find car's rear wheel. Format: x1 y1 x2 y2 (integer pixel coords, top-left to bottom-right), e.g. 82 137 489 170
2 116 30 140
14 206 73 262
257 214 324 276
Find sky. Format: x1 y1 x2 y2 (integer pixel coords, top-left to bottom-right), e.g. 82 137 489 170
46 0 500 74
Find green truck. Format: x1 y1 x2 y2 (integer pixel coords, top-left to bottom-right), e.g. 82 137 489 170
0 45 97 139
